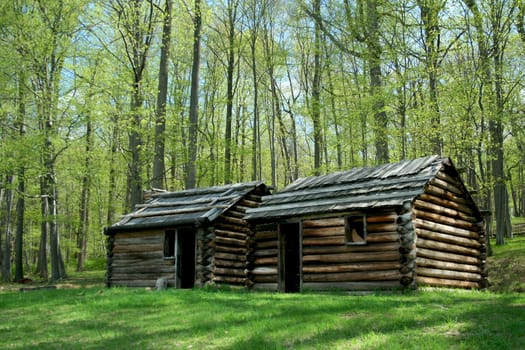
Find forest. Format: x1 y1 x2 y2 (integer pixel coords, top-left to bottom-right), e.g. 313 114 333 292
0 0 524 283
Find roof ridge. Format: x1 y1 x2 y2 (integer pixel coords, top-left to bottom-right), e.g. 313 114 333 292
151 181 264 199
281 155 443 192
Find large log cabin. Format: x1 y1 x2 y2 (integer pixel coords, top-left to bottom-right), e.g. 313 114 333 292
245 156 488 292
104 182 270 288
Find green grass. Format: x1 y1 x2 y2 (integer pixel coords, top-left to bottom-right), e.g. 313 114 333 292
1 287 524 349
488 235 525 292
1 237 524 350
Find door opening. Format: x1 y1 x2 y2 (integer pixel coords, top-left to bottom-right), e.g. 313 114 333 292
279 223 301 293
176 228 196 289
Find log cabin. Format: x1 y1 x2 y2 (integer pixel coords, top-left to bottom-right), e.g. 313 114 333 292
104 181 270 288
245 156 488 292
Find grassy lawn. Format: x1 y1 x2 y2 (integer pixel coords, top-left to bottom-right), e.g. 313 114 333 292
1 286 524 349
488 233 525 293
1 236 524 350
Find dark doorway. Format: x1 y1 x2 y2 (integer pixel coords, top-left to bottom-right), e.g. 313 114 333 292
279 223 301 293
176 228 196 288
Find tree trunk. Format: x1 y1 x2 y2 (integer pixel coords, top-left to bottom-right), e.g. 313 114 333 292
76 113 92 272
366 0 388 164
325 47 342 169
186 0 201 189
224 0 238 184
311 0 322 175
418 0 444 155
36 188 48 280
492 43 510 244
463 0 512 245
1 175 14 282
45 164 66 282
14 170 25 282
14 74 26 282
250 10 260 182
153 0 173 190
116 0 154 210
127 83 144 211
107 118 119 227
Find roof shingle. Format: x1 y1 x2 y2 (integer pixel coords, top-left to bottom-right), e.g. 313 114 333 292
106 181 266 233
245 156 445 221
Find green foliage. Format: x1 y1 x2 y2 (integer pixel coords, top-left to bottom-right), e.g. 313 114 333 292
0 287 524 349
1 0 524 273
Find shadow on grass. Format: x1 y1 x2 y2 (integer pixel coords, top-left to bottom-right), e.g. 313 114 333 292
3 287 525 350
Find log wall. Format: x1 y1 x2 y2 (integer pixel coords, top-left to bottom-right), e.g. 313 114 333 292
106 230 176 288
212 192 263 287
248 223 279 291
414 169 488 289
195 226 212 287
397 202 417 289
302 213 402 291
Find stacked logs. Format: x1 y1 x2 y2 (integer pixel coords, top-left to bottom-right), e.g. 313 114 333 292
248 223 279 290
301 213 402 291
195 226 214 287
105 234 115 287
397 201 417 289
413 169 488 289
212 194 261 286
107 231 176 287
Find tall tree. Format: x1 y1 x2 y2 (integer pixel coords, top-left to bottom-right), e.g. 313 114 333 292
1 175 14 282
245 0 264 182
223 0 241 184
364 0 388 163
14 70 27 282
311 0 323 174
27 0 83 282
417 0 445 155
152 0 173 190
185 0 202 189
462 0 512 245
305 0 389 163
76 110 93 272
113 0 157 210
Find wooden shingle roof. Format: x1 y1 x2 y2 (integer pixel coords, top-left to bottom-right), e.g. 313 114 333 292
106 181 266 234
245 156 448 221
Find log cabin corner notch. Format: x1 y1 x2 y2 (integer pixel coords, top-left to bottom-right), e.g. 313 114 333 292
104 181 270 289
245 156 488 292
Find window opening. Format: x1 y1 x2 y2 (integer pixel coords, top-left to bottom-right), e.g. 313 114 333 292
164 230 175 258
345 215 366 245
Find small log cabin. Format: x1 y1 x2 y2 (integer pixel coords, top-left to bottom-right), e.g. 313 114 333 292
104 181 270 288
245 156 488 292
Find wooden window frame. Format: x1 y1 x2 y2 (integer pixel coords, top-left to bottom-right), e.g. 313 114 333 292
345 215 367 245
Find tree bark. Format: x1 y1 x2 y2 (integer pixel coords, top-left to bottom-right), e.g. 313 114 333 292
491 6 511 243
115 0 155 210
12 68 26 282
14 170 25 282
365 0 388 163
312 0 322 175
76 112 92 272
106 116 119 227
463 0 512 245
249 1 260 182
36 189 48 280
186 0 201 189
417 0 444 155
223 0 239 185
153 0 173 190
1 175 14 282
